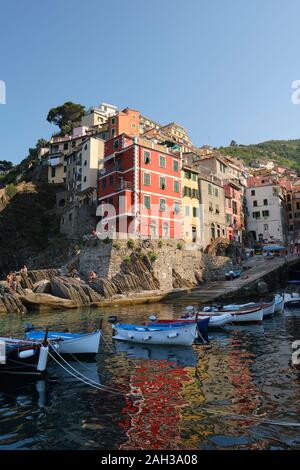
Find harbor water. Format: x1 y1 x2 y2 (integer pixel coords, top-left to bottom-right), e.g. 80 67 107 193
0 300 299 450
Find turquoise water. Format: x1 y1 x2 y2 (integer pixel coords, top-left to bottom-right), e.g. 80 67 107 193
0 301 299 450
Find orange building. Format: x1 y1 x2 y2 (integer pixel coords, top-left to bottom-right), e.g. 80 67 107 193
107 108 140 140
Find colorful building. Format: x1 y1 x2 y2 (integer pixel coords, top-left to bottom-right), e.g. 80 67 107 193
97 133 182 239
198 175 226 248
182 166 200 243
224 180 244 243
245 176 287 243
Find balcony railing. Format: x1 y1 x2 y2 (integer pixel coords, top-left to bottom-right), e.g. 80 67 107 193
117 181 133 192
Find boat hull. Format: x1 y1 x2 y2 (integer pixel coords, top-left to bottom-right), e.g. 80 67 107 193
25 330 101 355
0 339 49 375
198 307 264 324
112 323 198 346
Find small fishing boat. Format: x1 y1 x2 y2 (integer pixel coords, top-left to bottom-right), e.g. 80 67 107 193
198 306 264 324
282 281 300 309
274 294 284 313
0 337 49 375
217 298 276 318
180 306 232 328
112 323 198 346
25 326 101 355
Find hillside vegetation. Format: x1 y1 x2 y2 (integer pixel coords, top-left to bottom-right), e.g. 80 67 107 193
219 139 300 173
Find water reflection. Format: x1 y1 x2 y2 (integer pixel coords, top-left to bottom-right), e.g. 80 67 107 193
0 303 299 449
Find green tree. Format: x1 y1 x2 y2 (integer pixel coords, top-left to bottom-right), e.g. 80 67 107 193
0 160 13 174
47 102 86 135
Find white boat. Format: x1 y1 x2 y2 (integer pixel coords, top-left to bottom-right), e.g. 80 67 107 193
25 329 101 355
282 281 300 309
190 313 232 328
112 323 198 346
182 306 232 328
274 294 284 313
198 306 264 324
220 299 275 318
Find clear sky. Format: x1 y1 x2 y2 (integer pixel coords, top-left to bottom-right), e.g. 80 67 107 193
1 0 300 163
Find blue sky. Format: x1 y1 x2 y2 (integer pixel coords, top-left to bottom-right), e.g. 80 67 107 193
1 0 300 163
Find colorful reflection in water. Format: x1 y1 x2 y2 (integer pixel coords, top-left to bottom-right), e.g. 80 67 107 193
0 302 299 450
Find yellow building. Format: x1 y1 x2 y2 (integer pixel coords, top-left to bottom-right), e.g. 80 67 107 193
198 175 226 249
182 166 200 243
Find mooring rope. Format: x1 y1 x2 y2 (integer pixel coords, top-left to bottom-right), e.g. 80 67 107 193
47 349 123 395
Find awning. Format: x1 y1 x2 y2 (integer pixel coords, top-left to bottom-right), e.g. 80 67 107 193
263 245 285 252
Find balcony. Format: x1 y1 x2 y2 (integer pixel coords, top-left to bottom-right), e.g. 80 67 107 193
117 181 133 192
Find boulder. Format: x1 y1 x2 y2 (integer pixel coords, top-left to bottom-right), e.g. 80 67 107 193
33 279 52 294
20 289 78 311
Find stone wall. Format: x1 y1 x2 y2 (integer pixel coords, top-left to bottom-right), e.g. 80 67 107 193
78 239 232 292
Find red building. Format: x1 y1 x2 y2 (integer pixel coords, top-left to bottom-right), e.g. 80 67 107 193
97 133 182 239
224 181 244 242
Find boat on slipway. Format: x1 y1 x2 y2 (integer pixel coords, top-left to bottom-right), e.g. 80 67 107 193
112 322 198 346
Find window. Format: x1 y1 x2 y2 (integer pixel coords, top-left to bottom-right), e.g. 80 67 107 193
193 207 198 217
109 175 113 186
102 178 107 189
226 214 231 224
252 211 260 219
174 201 180 214
144 195 151 209
84 176 87 182
251 189 255 196
253 200 258 207
264 224 268 231
160 199 166 212
288 203 292 211
192 173 197 181
150 221 156 237
160 177 166 190
184 170 191 179
185 205 190 216
51 167 56 178
64 143 68 150
297 202 300 210
144 150 151 164
84 144 87 151
262 210 269 217
215 204 220 214
214 188 219 197
111 129 116 138
232 201 238 215
209 202 213 212
174 180 180 193
173 160 179 172
159 156 166 168
111 117 115 125
263 199 268 205
144 173 151 186
208 184 212 195
163 222 169 237
84 160 87 166
114 139 119 149
131 123 136 128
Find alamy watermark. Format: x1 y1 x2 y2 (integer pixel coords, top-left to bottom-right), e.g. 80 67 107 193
0 340 6 364
0 80 6 104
